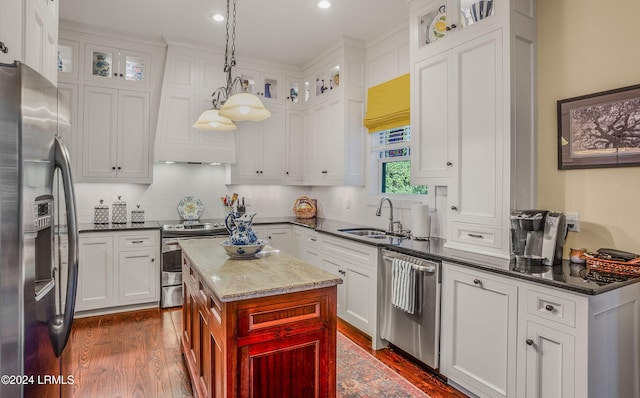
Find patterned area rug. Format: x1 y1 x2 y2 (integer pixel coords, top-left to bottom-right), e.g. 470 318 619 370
337 333 430 398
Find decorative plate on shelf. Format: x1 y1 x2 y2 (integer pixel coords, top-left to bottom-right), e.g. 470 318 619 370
177 196 204 220
427 5 447 44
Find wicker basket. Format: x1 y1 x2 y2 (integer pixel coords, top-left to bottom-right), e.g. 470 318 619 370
293 196 317 219
585 254 640 277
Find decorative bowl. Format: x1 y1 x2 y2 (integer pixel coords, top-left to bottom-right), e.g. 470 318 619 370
220 239 267 259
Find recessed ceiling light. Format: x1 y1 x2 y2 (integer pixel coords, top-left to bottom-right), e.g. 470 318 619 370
210 13 225 22
317 1 331 9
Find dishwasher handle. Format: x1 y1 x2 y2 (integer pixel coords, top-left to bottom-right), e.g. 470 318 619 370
382 249 439 274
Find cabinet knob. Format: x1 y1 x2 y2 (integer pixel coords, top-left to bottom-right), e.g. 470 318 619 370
112 166 116 170
473 278 482 285
256 170 260 174
0 41 8 54
151 258 155 262
117 166 122 170
526 339 534 346
285 171 289 175
451 206 458 211
119 73 124 77
338 270 346 276
446 161 453 166
545 304 554 312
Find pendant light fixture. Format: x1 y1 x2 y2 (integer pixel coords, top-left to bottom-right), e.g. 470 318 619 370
193 0 271 131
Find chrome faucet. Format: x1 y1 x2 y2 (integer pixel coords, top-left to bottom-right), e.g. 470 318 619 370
376 197 394 232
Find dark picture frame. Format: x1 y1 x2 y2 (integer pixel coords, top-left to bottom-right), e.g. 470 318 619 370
557 83 640 169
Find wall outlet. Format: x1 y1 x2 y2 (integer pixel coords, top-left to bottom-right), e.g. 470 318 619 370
566 212 580 232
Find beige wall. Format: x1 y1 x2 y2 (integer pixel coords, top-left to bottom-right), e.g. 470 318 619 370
538 0 640 254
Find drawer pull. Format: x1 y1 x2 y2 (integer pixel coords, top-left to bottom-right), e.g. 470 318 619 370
131 240 144 244
468 233 484 239
545 304 554 312
526 339 534 346
473 278 482 285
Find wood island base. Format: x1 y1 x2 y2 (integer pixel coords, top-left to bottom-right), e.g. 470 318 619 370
182 256 338 398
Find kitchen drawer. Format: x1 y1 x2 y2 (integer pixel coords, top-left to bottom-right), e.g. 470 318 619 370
526 288 576 328
451 222 503 250
319 235 376 270
118 232 157 249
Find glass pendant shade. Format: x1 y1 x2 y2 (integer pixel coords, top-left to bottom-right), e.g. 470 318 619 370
192 109 237 131
218 93 271 121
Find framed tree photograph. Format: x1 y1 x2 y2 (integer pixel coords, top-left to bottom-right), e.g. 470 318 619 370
557 83 640 169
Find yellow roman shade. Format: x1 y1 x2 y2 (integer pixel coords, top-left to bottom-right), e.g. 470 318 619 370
363 73 410 134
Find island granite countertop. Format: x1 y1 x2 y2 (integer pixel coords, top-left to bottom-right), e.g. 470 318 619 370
179 237 342 302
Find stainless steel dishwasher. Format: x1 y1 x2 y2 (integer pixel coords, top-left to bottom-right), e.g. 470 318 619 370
379 249 441 370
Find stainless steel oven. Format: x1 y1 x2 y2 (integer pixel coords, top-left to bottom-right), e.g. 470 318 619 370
160 221 227 308
379 249 441 370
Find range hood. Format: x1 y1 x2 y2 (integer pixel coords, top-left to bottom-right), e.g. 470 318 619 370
154 43 237 164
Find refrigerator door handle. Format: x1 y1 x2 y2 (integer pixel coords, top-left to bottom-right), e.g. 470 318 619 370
51 135 79 357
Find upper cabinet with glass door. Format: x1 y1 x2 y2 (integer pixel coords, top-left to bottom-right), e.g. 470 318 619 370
234 68 284 106
411 0 499 58
85 43 151 89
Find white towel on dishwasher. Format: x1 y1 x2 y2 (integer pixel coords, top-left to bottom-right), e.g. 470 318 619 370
391 258 417 314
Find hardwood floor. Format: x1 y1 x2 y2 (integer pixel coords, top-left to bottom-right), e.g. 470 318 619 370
63 308 465 398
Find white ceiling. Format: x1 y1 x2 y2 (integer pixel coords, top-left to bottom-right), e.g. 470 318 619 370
59 0 410 67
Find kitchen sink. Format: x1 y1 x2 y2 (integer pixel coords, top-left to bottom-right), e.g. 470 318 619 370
338 228 407 240
338 228 387 236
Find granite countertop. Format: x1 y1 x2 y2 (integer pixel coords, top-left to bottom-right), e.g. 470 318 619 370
253 217 640 295
79 221 161 233
179 237 342 302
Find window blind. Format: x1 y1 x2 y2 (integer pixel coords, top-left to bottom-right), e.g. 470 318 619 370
363 73 410 134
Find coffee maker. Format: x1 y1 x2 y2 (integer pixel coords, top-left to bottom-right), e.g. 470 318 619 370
510 210 567 266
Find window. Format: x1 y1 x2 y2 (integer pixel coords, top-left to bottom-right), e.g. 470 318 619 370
372 126 427 196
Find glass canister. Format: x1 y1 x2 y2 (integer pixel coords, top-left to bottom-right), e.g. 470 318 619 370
112 195 127 224
131 204 145 223
94 199 110 224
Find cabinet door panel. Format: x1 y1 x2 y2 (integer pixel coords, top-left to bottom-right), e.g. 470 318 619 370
523 321 575 398
260 107 284 181
0 0 22 64
344 267 371 333
284 110 303 182
453 30 503 226
118 249 157 304
77 236 115 311
82 86 118 178
411 51 455 184
441 265 517 398
117 90 150 179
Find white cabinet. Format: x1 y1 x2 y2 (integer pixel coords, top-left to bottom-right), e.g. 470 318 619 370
84 43 151 89
291 225 320 268
440 262 518 398
24 0 58 84
410 50 456 184
300 38 366 186
226 107 285 184
154 44 236 164
80 86 151 182
57 82 79 173
318 235 378 336
77 230 160 313
236 67 284 106
441 262 640 398
59 28 164 183
515 282 640 398
0 0 22 65
253 225 293 255
77 234 116 311
283 109 303 183
0 0 57 83
410 0 536 258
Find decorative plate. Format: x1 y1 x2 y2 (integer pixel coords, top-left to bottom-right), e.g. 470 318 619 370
177 196 204 220
427 5 447 44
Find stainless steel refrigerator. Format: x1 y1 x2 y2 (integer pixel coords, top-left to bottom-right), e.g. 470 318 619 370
0 62 79 397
